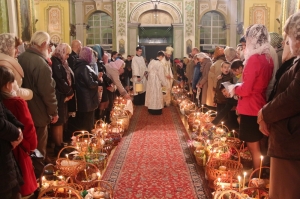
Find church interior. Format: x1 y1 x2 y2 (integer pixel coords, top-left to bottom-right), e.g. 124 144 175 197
0 0 300 199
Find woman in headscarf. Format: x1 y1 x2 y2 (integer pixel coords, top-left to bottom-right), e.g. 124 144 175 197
195 53 213 106
92 45 111 120
233 24 274 170
0 33 32 100
73 47 99 132
206 46 226 107
105 59 131 122
50 43 74 155
258 12 300 198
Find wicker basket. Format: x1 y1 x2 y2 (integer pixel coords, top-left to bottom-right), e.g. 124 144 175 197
225 132 242 150
248 166 270 189
56 146 86 177
206 149 243 189
213 176 240 192
85 151 108 172
213 189 244 199
88 180 114 199
75 163 100 189
240 187 269 199
38 185 82 199
232 143 253 170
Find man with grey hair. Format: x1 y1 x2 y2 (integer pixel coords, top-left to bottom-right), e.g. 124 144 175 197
18 31 58 159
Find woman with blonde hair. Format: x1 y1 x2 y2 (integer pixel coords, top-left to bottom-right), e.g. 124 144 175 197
0 33 32 100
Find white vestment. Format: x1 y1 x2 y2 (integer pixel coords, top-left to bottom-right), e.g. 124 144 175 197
132 55 148 95
161 57 173 105
145 60 167 110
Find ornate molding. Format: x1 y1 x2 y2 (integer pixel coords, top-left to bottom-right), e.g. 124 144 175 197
104 4 112 13
116 1 126 36
249 4 270 30
172 1 183 12
129 2 139 13
218 4 227 15
211 0 218 10
85 4 95 14
185 0 194 37
129 1 182 24
199 3 209 14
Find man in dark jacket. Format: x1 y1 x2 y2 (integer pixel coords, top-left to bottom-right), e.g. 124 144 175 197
18 31 58 158
67 40 82 70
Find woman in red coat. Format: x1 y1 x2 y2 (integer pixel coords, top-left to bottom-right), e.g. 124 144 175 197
1 71 38 197
234 24 274 170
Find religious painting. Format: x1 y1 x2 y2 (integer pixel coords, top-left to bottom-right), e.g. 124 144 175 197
17 0 34 42
249 4 270 30
119 39 125 54
186 39 192 55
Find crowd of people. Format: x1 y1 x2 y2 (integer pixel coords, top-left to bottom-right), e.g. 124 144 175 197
0 10 300 199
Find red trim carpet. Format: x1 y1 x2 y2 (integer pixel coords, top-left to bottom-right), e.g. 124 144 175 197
102 106 208 199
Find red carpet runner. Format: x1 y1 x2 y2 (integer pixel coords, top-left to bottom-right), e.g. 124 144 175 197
102 106 208 199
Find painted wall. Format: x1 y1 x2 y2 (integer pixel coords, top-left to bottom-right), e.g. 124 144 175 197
0 0 9 34
34 0 70 44
244 0 280 33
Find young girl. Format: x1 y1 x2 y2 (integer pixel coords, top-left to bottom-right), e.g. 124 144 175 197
1 66 38 198
0 66 24 199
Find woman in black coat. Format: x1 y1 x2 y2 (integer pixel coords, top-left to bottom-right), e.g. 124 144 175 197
73 47 99 133
50 43 74 155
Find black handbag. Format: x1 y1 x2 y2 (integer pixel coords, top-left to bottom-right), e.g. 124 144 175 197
20 145 44 179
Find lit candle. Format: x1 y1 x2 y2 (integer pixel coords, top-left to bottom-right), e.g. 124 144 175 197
243 172 247 189
97 172 101 187
42 176 45 186
68 190 71 198
259 155 263 179
238 176 241 192
65 154 70 165
221 121 224 128
201 104 204 113
84 169 88 181
218 177 221 186
221 184 224 190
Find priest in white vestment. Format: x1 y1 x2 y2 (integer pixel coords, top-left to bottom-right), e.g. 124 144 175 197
132 46 148 105
161 46 174 106
145 51 167 115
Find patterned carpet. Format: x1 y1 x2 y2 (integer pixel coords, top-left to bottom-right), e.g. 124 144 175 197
102 106 210 199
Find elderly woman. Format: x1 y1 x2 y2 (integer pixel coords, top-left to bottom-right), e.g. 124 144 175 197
206 46 226 107
50 43 74 155
105 59 131 122
195 53 212 106
0 33 32 100
73 47 99 133
224 47 239 63
258 12 300 198
233 24 274 170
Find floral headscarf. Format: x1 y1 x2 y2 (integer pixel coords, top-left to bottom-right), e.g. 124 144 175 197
244 24 271 64
52 43 73 86
79 47 93 64
0 33 15 57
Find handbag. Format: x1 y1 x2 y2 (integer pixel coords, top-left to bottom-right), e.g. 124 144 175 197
20 145 45 179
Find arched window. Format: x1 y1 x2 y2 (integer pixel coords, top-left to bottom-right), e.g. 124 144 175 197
200 11 226 51
86 12 112 50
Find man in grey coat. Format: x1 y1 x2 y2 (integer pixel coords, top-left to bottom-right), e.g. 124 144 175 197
18 31 58 158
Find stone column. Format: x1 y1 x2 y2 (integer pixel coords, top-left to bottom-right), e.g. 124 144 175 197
74 1 84 44
172 23 184 58
6 0 18 34
127 23 140 55
229 0 238 48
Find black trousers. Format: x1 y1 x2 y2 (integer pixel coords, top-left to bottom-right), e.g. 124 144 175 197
75 111 95 133
133 92 146 106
